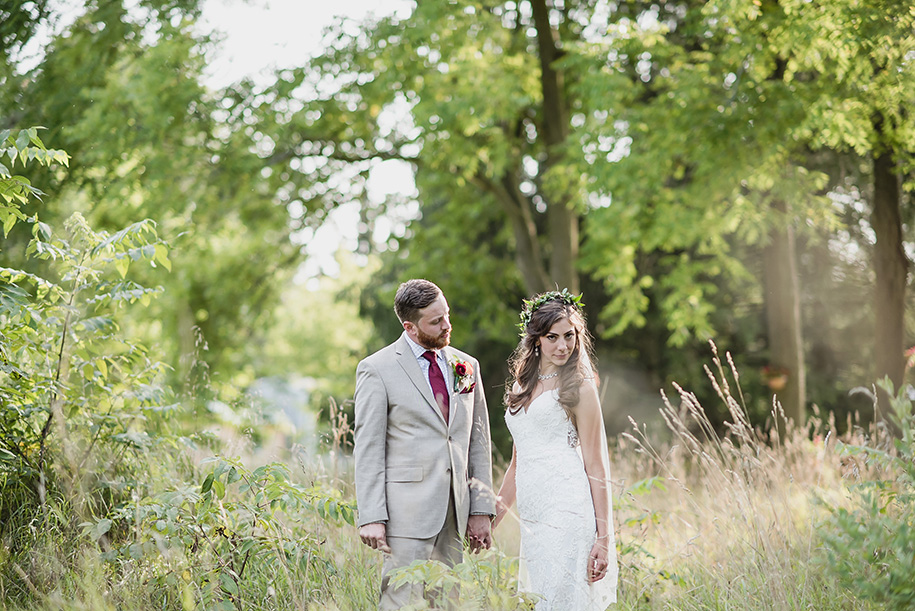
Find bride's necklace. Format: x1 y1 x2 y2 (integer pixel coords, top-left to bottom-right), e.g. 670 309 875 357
538 371 559 381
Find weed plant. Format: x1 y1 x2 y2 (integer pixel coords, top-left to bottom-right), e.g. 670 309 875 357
818 379 915 610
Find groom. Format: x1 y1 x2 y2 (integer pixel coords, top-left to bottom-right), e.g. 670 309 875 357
354 279 496 608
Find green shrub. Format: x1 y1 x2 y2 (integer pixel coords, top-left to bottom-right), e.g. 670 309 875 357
386 548 538 610
1 128 174 602
819 378 915 610
84 456 355 611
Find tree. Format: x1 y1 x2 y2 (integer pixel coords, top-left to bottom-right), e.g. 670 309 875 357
768 0 915 394
261 0 912 427
3 1 308 391
256 2 632 299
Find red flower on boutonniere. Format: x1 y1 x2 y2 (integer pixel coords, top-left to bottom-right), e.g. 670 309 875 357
450 357 476 394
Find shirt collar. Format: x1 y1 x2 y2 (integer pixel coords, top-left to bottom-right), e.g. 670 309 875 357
403 332 441 360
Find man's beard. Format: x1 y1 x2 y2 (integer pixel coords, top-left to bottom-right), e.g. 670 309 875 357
417 327 450 350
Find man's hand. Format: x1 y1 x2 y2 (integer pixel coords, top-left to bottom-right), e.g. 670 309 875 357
359 522 391 554
465 515 492 553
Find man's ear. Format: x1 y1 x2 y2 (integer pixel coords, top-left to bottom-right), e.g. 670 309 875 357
402 320 414 333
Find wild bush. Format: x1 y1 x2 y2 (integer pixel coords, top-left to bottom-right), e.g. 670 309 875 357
819 379 915 610
1 127 172 598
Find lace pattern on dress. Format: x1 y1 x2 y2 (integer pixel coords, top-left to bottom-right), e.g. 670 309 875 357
567 423 580 448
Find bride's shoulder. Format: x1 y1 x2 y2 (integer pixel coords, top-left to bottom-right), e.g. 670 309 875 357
578 374 598 392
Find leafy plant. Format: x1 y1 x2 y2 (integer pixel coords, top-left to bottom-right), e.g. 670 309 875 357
0 127 69 220
0 128 173 598
386 548 538 611
88 456 355 611
819 379 915 609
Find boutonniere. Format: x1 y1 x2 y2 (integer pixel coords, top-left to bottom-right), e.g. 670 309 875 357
449 356 476 394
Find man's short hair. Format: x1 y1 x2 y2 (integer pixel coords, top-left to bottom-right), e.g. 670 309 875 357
394 279 442 324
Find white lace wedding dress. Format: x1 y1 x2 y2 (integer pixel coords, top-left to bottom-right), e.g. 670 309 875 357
505 389 618 610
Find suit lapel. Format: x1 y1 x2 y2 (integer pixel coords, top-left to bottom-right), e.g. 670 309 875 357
441 347 455 394
395 336 447 425
441 348 456 426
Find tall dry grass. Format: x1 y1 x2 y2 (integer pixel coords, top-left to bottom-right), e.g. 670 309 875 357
611 343 876 610
2 345 889 610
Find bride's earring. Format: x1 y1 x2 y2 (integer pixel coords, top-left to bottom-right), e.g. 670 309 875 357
534 344 540 356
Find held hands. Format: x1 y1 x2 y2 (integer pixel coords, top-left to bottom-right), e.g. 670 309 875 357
587 536 611 583
465 515 493 553
359 522 392 554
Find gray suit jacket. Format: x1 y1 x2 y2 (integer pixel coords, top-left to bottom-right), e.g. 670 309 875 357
353 333 496 539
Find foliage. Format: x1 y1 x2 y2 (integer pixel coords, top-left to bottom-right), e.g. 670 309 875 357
819 379 915 609
4 0 307 392
268 0 914 431
254 253 381 412
0 341 892 611
617 342 857 609
88 456 355 611
386 549 539 610
0 127 68 228
0 0 51 64
0 128 371 611
7 1 910 433
0 128 174 583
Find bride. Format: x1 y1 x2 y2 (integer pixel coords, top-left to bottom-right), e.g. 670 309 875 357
494 290 618 610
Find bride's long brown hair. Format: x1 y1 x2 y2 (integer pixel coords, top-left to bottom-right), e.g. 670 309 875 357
505 297 596 417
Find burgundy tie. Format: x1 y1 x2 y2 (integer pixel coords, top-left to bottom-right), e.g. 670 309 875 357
422 350 450 423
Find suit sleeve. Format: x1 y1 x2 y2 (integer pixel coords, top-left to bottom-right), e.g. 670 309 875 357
467 359 497 516
353 358 389 527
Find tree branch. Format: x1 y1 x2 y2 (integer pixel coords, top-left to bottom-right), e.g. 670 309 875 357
470 170 551 293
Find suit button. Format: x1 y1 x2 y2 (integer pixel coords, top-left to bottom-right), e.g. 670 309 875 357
448 436 453 442
446 467 452 473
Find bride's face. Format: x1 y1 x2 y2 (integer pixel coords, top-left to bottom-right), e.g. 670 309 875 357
537 317 577 373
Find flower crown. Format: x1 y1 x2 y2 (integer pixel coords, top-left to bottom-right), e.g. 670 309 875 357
517 288 584 336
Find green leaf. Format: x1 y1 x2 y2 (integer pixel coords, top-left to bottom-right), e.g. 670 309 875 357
219 572 238 596
201 472 214 494
115 256 129 278
3 213 15 237
33 220 51 240
199 492 212 515
27 127 45 148
227 466 241 484
15 130 29 151
154 243 171 271
90 518 113 540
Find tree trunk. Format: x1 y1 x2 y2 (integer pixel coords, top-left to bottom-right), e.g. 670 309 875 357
530 0 579 293
499 173 552 294
548 202 579 293
762 199 806 427
871 146 908 393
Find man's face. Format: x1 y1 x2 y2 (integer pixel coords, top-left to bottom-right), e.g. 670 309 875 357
405 294 451 350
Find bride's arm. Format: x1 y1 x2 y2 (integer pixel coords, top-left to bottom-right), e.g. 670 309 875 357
493 445 517 529
576 381 612 581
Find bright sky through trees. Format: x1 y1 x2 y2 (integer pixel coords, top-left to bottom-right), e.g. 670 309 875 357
21 0 416 283
201 0 417 282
